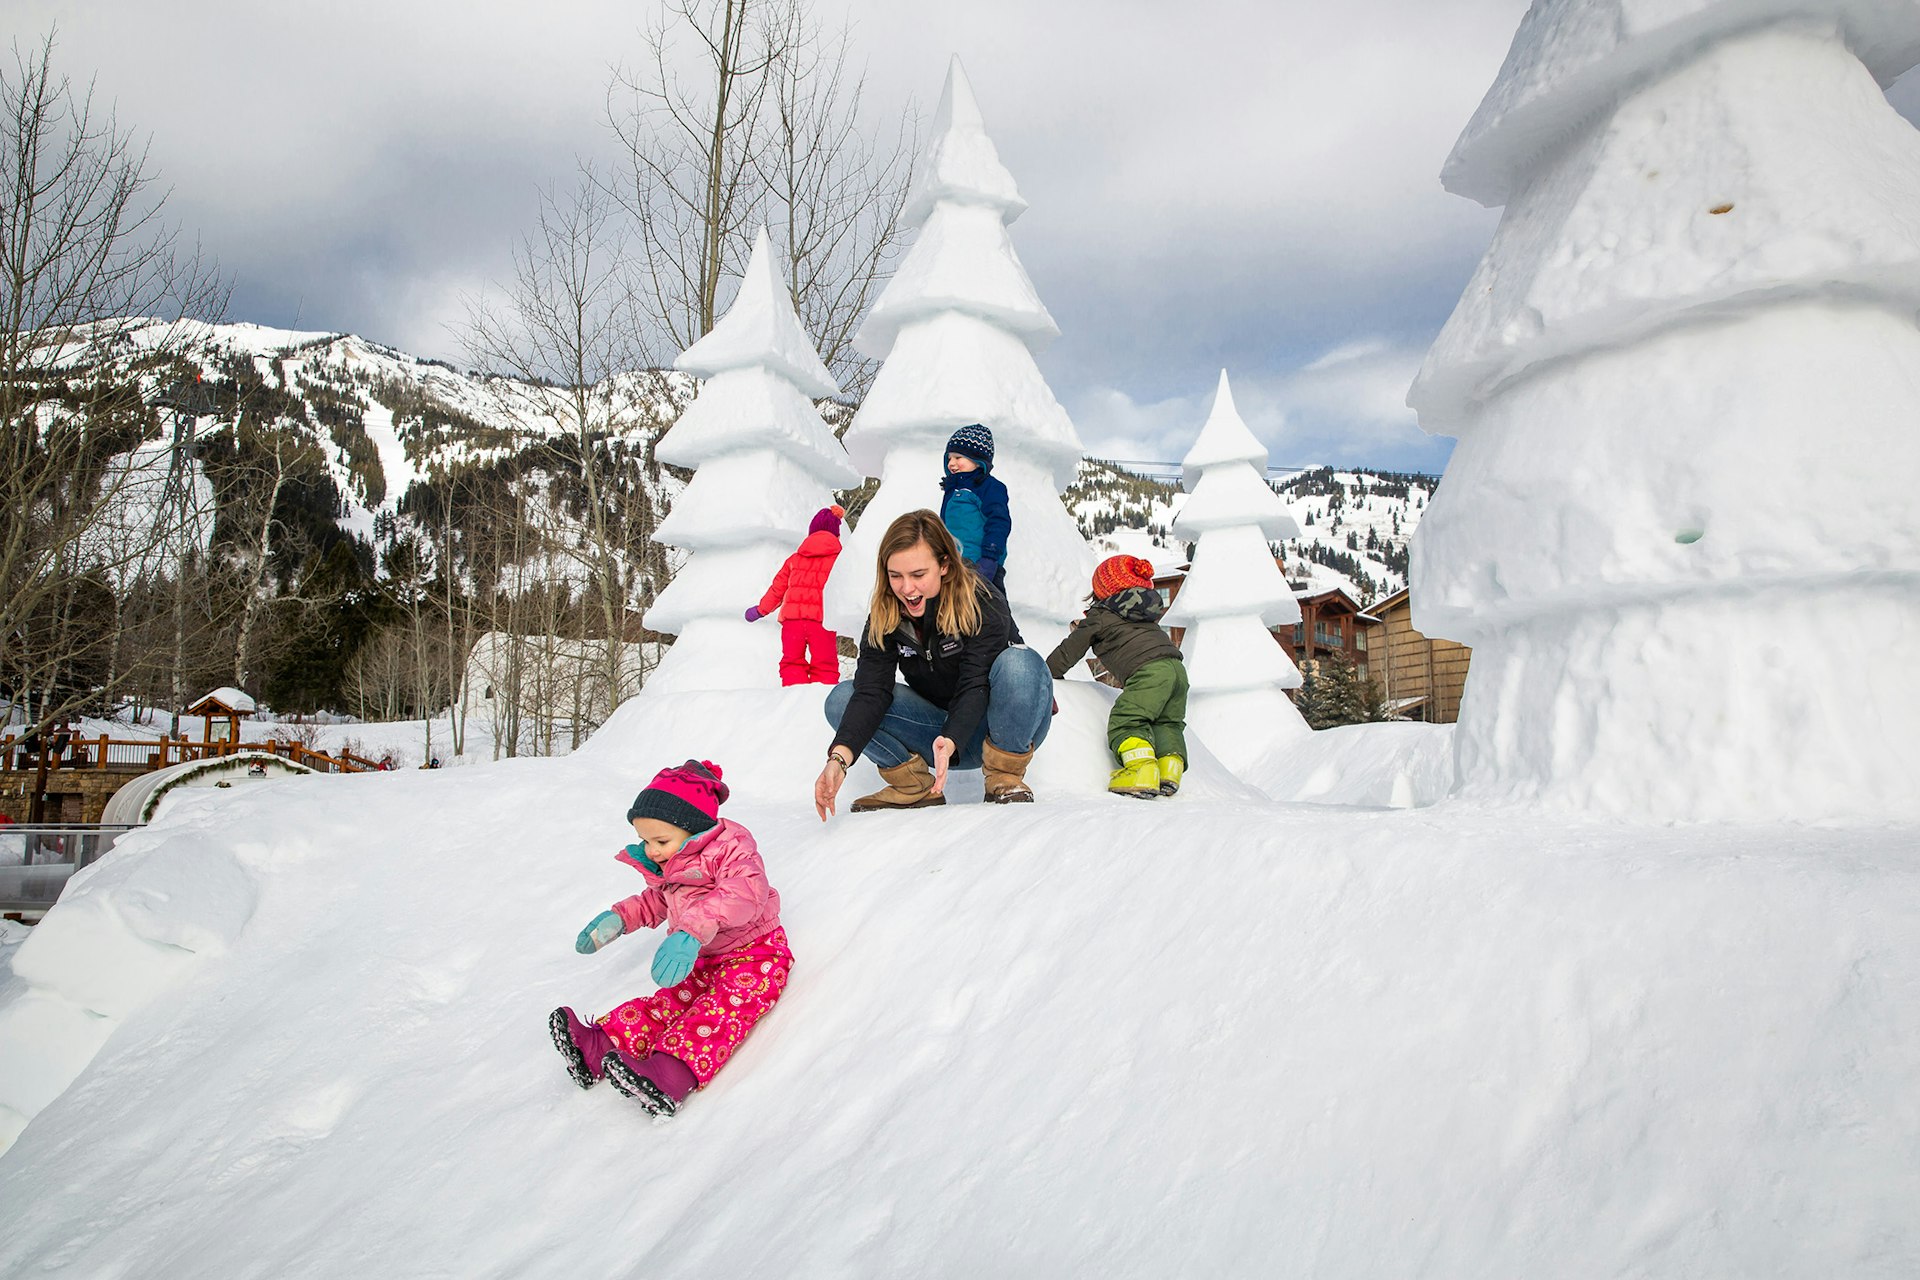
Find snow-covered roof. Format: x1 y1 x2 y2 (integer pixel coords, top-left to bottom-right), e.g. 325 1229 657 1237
189 687 256 714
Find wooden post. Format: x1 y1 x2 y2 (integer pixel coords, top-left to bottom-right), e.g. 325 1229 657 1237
29 735 50 824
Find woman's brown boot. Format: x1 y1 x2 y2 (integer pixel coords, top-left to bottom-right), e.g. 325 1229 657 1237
850 754 946 812
981 739 1035 804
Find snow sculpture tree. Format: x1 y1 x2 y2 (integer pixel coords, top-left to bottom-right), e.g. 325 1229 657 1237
645 227 860 693
1164 371 1308 771
1408 0 1920 821
824 56 1092 653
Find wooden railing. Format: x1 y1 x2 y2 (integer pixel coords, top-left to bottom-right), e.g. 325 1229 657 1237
0 735 382 776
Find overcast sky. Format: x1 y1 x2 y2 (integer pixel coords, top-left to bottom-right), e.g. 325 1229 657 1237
14 1 1920 475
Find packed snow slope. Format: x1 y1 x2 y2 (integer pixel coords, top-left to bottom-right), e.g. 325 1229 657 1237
1 687 1917 1276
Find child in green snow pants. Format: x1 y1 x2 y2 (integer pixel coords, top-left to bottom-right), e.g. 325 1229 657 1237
1108 656 1188 762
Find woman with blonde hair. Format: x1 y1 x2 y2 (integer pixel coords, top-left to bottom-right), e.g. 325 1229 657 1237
816 509 1052 816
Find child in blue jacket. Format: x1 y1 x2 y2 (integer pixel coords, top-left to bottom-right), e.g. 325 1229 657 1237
939 423 1011 592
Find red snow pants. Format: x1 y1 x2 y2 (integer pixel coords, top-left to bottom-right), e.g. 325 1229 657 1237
780 619 839 686
595 928 792 1086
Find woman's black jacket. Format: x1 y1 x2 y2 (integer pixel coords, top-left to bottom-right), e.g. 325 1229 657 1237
832 583 1022 762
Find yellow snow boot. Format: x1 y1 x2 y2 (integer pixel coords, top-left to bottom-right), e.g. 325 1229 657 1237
1108 737 1161 799
1157 754 1185 796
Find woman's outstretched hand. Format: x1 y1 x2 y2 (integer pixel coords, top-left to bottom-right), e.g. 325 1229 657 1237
815 757 845 821
930 736 956 796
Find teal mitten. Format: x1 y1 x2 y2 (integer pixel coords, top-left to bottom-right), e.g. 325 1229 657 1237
575 910 625 954
650 931 701 986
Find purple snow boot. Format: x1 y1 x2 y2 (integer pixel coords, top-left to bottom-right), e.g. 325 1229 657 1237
603 1050 699 1118
548 1006 616 1089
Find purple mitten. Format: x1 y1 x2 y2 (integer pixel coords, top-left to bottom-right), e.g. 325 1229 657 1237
744 606 762 622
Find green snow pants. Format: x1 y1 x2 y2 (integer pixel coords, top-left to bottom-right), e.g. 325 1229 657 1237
1107 658 1189 762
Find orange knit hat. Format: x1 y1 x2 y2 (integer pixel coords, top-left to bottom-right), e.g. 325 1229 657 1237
1091 554 1155 600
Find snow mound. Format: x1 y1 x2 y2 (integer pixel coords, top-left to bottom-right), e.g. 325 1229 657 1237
0 792 263 1146
1249 721 1457 809
2 709 1916 1273
580 680 1266 808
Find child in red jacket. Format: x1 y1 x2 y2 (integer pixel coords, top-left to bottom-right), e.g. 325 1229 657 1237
549 760 791 1118
747 504 844 685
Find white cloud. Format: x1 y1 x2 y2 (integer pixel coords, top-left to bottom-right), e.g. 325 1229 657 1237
1070 335 1448 474
1303 339 1392 372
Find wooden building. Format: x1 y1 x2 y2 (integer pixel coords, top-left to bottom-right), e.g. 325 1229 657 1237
1288 587 1380 682
1151 567 1385 685
1367 588 1472 723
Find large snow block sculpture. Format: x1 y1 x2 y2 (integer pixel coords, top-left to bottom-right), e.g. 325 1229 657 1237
1409 4 1920 822
1166 372 1309 772
826 57 1093 653
646 228 858 695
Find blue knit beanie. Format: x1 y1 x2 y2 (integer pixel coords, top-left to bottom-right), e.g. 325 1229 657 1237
944 423 994 470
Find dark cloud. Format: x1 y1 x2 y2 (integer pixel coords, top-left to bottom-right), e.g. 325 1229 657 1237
28 1 1912 476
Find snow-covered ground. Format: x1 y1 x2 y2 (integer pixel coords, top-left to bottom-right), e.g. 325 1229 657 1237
0 683 1915 1276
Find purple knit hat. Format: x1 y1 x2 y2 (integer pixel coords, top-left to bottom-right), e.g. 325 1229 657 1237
809 504 845 537
627 760 729 836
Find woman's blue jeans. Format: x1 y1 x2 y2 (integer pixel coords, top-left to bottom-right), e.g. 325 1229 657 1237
824 647 1053 769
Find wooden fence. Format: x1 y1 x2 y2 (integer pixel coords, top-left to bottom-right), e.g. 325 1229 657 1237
1 735 383 777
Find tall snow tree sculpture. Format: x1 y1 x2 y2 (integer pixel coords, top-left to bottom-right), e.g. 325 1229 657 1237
824 56 1092 653
1408 0 1920 821
1163 371 1308 771
645 227 860 693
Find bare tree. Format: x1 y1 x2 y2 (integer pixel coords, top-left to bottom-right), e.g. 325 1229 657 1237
342 625 408 722
757 20 913 395
606 0 912 392
461 173 652 735
0 32 225 734
214 419 324 690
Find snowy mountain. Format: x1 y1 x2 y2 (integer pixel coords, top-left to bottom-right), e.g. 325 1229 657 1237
135 320 694 540
88 321 1430 612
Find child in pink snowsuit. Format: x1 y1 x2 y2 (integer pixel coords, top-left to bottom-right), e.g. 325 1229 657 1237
549 760 792 1117
746 504 844 686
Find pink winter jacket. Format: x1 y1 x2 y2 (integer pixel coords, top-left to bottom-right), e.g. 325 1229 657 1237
610 817 782 955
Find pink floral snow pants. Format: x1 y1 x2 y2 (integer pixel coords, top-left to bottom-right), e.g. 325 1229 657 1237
595 927 792 1086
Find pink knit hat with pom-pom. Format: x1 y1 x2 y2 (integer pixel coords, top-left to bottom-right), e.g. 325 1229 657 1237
627 760 729 835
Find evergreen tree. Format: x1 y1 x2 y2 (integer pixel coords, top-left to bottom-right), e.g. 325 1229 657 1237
1297 651 1390 730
